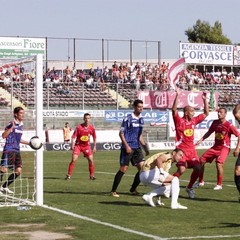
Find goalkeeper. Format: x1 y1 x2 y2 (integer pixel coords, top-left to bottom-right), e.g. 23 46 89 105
140 148 187 209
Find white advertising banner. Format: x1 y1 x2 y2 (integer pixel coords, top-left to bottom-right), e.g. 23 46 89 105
0 37 46 59
179 42 233 65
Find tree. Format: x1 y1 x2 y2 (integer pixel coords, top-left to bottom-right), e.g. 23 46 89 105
185 19 232 45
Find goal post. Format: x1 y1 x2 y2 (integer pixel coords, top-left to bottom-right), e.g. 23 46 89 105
0 54 44 207
35 54 44 206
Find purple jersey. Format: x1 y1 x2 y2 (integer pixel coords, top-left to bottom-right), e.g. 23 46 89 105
3 120 23 152
120 113 144 149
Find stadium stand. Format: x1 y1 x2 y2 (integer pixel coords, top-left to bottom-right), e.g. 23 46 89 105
0 61 240 109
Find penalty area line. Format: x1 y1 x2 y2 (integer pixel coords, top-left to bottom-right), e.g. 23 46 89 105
42 204 165 240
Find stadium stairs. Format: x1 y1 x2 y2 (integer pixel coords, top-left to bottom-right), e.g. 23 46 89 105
0 86 26 109
106 88 130 108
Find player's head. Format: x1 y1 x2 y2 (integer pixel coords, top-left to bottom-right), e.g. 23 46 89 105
133 99 143 115
65 122 69 126
13 106 24 122
172 148 184 162
217 107 227 120
183 105 195 120
83 113 91 124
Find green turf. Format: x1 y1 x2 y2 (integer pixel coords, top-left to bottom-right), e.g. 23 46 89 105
0 149 240 240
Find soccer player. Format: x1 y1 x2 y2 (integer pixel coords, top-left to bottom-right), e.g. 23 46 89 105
0 107 30 194
63 122 72 143
232 103 240 202
195 107 240 190
140 148 187 209
111 99 149 197
65 113 97 180
172 88 209 198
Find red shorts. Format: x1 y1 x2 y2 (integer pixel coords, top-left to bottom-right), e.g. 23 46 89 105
73 145 92 158
200 146 230 164
176 147 200 168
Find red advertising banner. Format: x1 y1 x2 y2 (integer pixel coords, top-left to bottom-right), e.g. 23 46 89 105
137 90 218 109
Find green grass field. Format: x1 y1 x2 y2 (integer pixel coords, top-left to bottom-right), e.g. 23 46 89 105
0 149 240 240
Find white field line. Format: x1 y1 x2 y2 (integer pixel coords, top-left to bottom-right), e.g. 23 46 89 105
42 204 240 240
40 171 238 239
42 204 165 240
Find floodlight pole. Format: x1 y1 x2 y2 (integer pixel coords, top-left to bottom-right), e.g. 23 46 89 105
35 54 44 206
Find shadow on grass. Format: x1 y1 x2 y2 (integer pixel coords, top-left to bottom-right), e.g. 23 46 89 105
98 201 144 207
202 222 240 228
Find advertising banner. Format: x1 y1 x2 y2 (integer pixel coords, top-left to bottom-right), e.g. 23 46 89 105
105 110 169 123
179 42 233 65
0 37 46 59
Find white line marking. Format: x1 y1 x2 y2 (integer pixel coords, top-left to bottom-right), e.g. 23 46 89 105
42 204 165 240
42 205 240 240
167 235 240 239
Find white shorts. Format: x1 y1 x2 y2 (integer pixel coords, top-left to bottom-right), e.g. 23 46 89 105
140 168 169 189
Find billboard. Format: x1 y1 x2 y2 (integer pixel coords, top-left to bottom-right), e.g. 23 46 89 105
0 37 46 59
179 42 233 65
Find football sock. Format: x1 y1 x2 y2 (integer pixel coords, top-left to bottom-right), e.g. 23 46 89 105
68 162 75 176
234 175 240 193
198 165 205 182
171 177 180 207
217 175 223 186
173 172 181 178
88 161 95 177
2 173 19 188
0 171 4 182
111 170 124 192
130 171 140 192
187 169 199 188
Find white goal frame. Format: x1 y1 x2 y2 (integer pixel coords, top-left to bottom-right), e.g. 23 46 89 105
0 54 44 206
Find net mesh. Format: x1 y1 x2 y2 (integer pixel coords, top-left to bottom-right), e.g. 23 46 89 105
0 56 38 206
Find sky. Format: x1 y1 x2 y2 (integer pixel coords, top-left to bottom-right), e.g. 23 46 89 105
1 0 240 61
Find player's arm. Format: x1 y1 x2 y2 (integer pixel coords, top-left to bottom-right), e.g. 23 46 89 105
233 104 240 122
140 134 149 156
172 88 181 116
155 155 173 184
2 120 14 139
92 129 97 154
202 92 209 117
195 121 215 145
119 130 131 154
233 135 240 157
20 139 29 145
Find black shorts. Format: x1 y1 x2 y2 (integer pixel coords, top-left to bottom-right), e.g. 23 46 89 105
1 151 22 170
236 154 240 167
119 148 144 166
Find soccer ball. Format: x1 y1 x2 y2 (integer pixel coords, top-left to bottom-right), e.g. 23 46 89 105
29 136 43 150
233 104 240 121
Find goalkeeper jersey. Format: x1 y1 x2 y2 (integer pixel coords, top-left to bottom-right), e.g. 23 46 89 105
141 152 172 173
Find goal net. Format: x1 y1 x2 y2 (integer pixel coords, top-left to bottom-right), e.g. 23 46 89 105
0 55 43 207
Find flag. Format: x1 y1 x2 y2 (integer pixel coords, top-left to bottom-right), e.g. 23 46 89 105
167 58 186 90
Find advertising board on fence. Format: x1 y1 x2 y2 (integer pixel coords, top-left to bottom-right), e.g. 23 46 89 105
179 42 233 65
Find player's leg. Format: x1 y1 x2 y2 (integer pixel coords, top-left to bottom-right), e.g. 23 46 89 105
129 148 144 195
214 147 229 190
66 147 80 179
0 152 8 182
194 148 216 187
170 177 187 209
214 162 224 190
234 154 240 202
86 154 95 180
111 149 130 197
